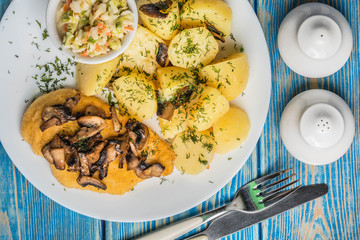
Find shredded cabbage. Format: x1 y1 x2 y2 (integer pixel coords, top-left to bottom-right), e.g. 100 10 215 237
57 0 134 57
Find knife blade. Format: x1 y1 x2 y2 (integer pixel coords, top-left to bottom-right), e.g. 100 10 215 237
186 184 328 240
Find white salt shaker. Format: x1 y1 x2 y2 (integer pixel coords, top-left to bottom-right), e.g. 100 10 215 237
278 3 352 78
280 89 355 165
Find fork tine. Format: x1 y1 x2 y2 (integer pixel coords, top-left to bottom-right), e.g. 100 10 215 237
258 173 297 192
259 185 301 204
259 178 299 200
253 168 293 189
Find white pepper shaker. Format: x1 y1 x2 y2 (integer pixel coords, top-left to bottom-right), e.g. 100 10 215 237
278 3 352 78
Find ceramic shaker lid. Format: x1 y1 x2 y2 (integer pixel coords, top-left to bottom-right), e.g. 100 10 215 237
280 89 355 165
278 3 353 78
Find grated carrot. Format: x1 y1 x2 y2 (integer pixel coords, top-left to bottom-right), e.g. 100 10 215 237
63 23 68 33
81 50 88 56
95 44 101 51
124 26 134 31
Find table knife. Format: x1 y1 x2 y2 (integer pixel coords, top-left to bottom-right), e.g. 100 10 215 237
186 183 328 240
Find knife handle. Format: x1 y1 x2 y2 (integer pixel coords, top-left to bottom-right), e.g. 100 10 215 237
136 216 204 240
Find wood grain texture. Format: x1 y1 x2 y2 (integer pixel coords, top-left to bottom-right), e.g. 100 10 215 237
0 0 359 239
257 0 360 240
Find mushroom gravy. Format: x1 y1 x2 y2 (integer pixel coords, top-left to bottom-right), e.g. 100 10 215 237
21 88 174 194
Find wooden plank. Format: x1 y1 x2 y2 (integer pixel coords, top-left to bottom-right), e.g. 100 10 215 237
257 0 360 239
105 151 260 240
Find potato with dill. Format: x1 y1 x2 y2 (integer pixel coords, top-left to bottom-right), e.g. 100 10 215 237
199 52 249 100
112 72 157 121
186 86 229 131
168 27 218 69
213 106 250 154
137 0 180 40
173 129 216 175
157 66 197 101
181 0 232 42
115 25 168 77
159 105 188 139
77 56 121 96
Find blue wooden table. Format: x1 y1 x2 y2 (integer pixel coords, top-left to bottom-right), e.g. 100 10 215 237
0 0 359 239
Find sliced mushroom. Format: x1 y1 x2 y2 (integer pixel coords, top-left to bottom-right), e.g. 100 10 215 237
173 86 193 108
205 22 226 43
41 104 75 123
60 136 76 154
41 143 54 164
100 144 120 179
50 148 66 170
40 117 61 132
84 105 107 118
78 152 90 176
107 134 130 168
139 0 172 19
50 135 62 148
77 175 107 190
110 106 121 133
135 162 165 179
156 43 169 67
126 120 150 151
67 153 80 172
70 116 107 143
86 141 106 164
149 163 165 177
77 116 106 128
126 152 140 171
64 93 81 109
157 101 175 120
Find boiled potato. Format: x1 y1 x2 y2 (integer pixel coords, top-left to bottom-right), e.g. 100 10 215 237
112 73 157 121
115 25 165 77
187 86 229 131
159 106 188 139
157 66 197 101
181 0 232 38
168 27 218 69
137 0 180 40
213 106 250 154
199 52 249 100
76 56 121 96
173 129 216 175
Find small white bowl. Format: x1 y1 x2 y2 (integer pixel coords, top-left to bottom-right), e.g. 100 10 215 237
46 0 138 64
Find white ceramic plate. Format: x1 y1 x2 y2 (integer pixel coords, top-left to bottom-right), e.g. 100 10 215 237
0 0 271 222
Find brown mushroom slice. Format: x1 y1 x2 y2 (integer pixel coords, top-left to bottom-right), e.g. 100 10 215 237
40 117 61 132
86 141 106 164
77 116 106 128
60 136 76 154
149 163 165 177
126 120 150 151
98 144 120 179
173 86 193 109
156 43 169 67
205 22 226 43
78 152 91 176
110 106 121 133
41 143 54 164
135 161 152 179
50 135 62 148
77 175 107 190
64 93 81 109
50 148 66 170
42 104 75 123
107 134 130 168
157 101 175 120
67 153 80 172
139 0 172 19
126 152 140 171
84 105 107 118
70 116 107 143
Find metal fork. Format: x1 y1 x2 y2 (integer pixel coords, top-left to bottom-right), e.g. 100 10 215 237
136 168 300 240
